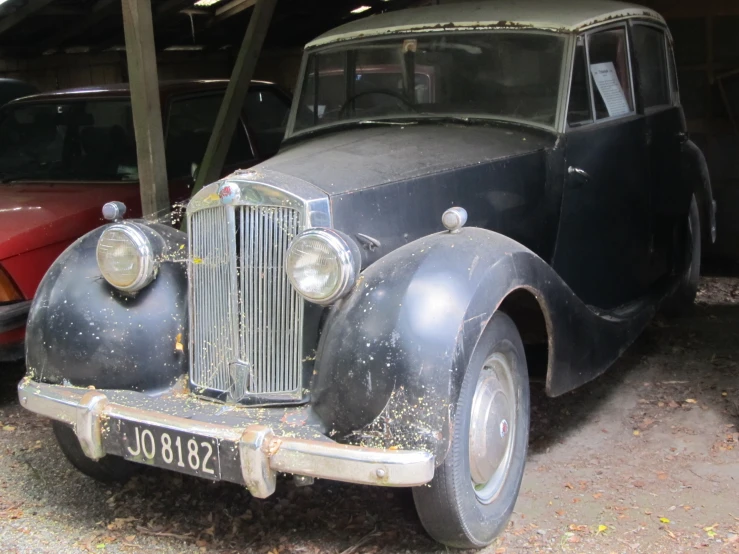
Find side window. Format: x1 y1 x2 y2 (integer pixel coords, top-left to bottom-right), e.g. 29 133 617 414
567 39 593 126
632 25 671 109
244 88 289 158
166 95 253 179
587 27 634 119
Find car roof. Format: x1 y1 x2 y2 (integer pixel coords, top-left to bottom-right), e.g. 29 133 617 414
306 0 665 49
9 79 277 104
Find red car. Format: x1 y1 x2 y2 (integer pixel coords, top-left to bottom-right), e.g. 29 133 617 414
0 80 291 360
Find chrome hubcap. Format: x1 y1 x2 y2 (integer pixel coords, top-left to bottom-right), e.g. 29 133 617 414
469 351 516 503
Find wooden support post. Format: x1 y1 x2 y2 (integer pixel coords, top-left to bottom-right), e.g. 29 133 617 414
192 0 278 196
121 0 170 216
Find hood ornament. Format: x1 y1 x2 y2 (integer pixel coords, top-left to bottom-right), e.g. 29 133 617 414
442 207 467 233
102 201 127 222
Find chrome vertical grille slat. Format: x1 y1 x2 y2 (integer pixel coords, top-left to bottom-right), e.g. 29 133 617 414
190 207 235 393
189 203 303 400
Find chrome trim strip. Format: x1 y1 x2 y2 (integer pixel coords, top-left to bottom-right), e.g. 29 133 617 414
187 167 331 229
18 380 435 496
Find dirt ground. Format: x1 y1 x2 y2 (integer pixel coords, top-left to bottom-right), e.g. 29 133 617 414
0 274 737 554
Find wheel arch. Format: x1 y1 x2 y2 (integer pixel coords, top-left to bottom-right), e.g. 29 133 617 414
311 226 654 463
496 287 552 385
682 138 716 244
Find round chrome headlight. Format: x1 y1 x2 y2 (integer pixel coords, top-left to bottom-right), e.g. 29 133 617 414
286 228 360 305
96 224 157 292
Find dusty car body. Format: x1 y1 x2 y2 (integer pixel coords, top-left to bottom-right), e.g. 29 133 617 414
0 80 290 361
19 0 714 548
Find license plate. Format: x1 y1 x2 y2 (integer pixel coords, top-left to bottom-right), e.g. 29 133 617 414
117 420 221 480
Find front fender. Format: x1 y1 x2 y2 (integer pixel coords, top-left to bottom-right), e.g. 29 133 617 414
26 223 188 392
312 228 655 461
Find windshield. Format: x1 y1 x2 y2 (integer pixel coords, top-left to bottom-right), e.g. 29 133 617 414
290 31 566 136
0 100 138 183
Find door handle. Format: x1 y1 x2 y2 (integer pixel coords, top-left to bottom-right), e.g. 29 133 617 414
568 166 590 181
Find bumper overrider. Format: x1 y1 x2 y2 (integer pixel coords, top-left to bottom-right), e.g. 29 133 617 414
18 378 435 497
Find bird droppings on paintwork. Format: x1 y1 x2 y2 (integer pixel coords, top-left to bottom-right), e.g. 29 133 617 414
345 385 446 453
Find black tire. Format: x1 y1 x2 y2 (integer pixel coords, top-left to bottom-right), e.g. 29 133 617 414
412 312 530 549
53 421 138 483
663 195 701 316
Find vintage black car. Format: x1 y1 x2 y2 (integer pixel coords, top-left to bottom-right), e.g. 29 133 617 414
19 0 715 549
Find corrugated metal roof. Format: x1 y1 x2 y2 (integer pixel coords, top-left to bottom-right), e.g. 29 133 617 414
306 0 665 49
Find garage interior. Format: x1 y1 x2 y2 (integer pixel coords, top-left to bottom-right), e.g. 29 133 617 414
0 0 737 552
0 0 735 255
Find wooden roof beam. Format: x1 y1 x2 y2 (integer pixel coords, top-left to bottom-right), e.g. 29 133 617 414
0 0 55 37
208 0 256 27
41 0 118 51
91 0 199 53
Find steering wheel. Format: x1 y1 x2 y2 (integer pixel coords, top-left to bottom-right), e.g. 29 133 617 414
339 88 418 117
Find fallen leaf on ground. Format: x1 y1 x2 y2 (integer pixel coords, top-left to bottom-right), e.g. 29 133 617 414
685 398 697 404
659 517 671 524
596 524 608 535
2 426 15 432
569 524 588 532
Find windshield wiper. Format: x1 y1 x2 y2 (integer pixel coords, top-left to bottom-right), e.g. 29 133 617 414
357 119 419 126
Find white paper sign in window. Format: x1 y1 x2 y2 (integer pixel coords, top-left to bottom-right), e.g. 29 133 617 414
590 62 630 117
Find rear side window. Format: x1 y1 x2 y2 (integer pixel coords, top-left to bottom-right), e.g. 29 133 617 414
166 94 253 179
632 25 671 108
587 27 634 119
244 88 289 157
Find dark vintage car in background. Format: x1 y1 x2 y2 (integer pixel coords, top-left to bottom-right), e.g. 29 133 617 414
18 0 715 549
0 79 290 361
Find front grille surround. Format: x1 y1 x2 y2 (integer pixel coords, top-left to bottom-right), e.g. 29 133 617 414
186 174 330 406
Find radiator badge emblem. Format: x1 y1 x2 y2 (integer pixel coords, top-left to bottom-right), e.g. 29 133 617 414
218 182 240 205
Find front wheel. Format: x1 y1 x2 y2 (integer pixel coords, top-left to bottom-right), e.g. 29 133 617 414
413 312 530 549
53 421 138 483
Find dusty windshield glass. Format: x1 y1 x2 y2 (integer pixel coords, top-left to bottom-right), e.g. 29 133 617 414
291 31 566 134
0 100 138 183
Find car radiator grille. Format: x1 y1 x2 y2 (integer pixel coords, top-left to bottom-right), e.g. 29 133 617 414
189 205 304 400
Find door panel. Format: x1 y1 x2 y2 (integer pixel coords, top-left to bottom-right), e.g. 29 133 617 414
644 107 684 280
631 24 686 280
554 118 651 309
552 25 651 310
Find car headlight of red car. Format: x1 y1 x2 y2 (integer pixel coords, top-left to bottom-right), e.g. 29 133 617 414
96 224 158 293
0 265 22 303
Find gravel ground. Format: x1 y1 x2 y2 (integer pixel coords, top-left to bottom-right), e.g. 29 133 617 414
0 275 738 554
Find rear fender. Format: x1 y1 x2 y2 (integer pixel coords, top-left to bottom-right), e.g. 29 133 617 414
682 139 716 243
311 228 654 461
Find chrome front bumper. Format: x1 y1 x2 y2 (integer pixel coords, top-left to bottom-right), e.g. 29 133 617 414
18 379 434 497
